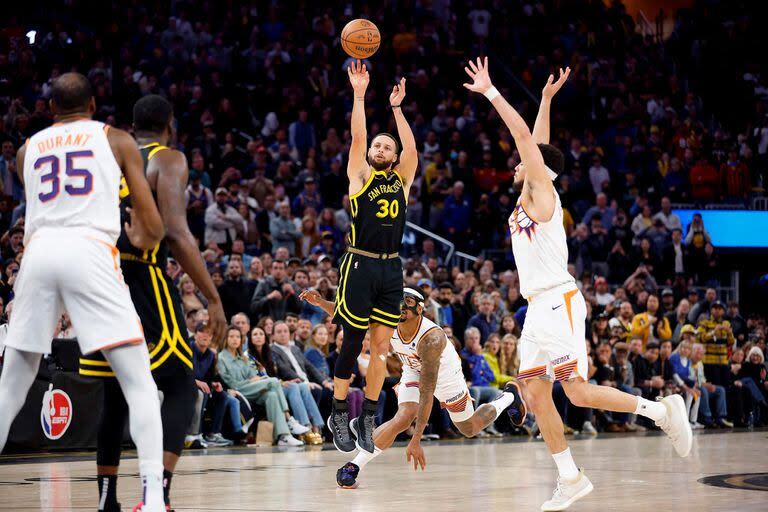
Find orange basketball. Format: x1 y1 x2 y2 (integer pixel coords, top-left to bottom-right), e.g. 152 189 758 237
340 19 381 59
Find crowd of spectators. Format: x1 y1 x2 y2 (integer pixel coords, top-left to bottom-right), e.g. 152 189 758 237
0 0 767 444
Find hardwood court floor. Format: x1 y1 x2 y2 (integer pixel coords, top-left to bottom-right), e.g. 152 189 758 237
1 430 767 511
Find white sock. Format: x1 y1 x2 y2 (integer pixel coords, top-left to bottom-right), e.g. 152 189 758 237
552 447 579 482
139 460 164 508
634 397 666 422
490 391 516 418
104 345 164 508
351 446 382 469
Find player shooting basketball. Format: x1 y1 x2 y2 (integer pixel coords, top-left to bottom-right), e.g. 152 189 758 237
326 60 419 456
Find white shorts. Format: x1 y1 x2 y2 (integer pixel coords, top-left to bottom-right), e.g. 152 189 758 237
5 233 144 355
397 366 474 423
518 283 587 382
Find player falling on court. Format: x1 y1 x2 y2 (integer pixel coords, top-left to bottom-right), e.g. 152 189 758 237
327 60 419 454
463 58 693 511
301 287 527 488
0 73 168 512
77 95 227 512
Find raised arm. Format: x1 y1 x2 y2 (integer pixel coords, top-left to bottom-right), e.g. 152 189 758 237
347 60 370 195
109 128 165 249
154 150 226 344
464 57 555 221
405 328 446 471
389 78 418 192
532 67 570 144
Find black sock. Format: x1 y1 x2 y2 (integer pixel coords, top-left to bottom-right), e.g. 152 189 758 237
363 398 378 414
163 469 173 506
97 475 118 511
333 398 349 411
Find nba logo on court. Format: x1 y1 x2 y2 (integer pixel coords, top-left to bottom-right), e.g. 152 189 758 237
40 384 73 440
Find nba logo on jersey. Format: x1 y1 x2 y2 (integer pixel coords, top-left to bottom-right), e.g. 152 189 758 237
40 384 73 440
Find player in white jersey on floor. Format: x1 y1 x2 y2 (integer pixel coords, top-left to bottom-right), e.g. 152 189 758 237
300 287 527 488
0 73 168 512
463 59 692 511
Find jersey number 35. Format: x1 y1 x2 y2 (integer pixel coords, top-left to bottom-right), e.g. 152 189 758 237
34 151 94 203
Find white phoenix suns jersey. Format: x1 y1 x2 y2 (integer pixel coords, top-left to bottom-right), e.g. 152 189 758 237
391 315 463 378
23 120 122 245
509 188 574 298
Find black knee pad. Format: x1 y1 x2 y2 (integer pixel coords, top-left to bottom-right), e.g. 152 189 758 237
97 379 129 467
158 372 197 456
334 327 367 380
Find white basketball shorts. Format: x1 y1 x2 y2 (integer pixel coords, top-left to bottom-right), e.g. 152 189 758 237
518 283 587 382
5 232 144 355
397 366 474 423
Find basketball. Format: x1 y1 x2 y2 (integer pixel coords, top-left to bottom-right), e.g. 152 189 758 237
340 19 380 59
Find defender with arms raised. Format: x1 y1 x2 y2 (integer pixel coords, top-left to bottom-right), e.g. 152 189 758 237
463 58 692 511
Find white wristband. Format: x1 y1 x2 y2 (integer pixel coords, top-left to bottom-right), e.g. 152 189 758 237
483 86 500 101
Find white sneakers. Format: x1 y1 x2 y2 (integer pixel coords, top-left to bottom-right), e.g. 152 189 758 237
580 421 597 435
287 416 311 435
277 434 304 446
541 470 594 511
655 394 693 457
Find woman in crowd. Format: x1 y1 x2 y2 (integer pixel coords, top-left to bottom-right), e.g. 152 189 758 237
738 347 768 425
298 214 321 259
248 257 265 282
216 326 306 446
669 340 701 427
305 324 331 380
497 313 519 338
482 334 513 388
257 316 274 342
249 326 323 444
499 334 520 378
179 273 206 313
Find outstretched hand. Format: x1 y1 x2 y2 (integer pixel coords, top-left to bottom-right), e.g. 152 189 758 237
299 289 322 306
390 77 406 106
542 67 571 100
463 56 493 95
348 59 370 95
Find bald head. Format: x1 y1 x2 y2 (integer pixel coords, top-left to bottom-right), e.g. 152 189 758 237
51 73 94 116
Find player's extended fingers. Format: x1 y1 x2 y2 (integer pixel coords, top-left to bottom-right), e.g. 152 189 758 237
464 66 475 79
483 56 488 70
547 74 554 85
468 59 478 73
462 83 473 91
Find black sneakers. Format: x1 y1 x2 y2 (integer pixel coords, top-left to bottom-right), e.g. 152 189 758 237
336 462 360 488
350 408 377 453
504 380 528 427
327 402 357 453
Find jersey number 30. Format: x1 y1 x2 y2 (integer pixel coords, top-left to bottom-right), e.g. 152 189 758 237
35 150 94 203
375 198 399 219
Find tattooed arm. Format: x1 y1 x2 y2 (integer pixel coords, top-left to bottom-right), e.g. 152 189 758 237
405 328 446 470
